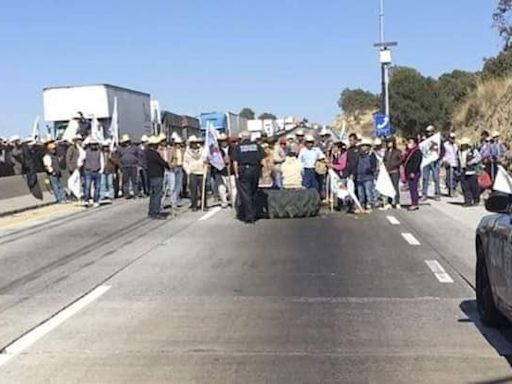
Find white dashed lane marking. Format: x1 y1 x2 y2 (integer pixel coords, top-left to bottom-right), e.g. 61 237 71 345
425 260 454 284
199 207 222 221
386 216 401 225
0 285 111 367
401 233 421 246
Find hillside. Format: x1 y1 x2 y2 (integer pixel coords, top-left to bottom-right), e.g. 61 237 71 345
452 76 512 143
330 110 376 139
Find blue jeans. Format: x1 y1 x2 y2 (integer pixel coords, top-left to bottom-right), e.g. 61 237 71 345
84 170 101 203
422 162 441 197
163 170 176 205
149 177 164 217
49 175 66 203
302 168 318 190
357 180 375 208
100 173 114 200
174 166 184 204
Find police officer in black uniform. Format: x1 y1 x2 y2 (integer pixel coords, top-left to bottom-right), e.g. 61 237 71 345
231 131 264 223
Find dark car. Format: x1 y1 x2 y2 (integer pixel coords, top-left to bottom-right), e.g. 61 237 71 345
476 193 512 327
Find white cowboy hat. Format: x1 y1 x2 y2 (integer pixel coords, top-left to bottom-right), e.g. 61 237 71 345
459 137 472 146
286 134 295 140
102 139 112 147
304 134 315 142
359 137 373 146
157 133 167 142
174 137 183 144
373 138 382 146
218 133 228 141
140 134 149 143
9 135 20 142
148 135 161 145
426 125 435 132
188 135 200 143
319 128 331 136
295 129 305 136
492 130 501 138
120 134 131 143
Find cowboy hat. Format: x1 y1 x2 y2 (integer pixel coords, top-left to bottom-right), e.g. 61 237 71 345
9 135 20 142
492 130 501 138
148 135 161 145
102 139 112 147
88 137 98 145
295 129 305 136
449 132 456 139
359 137 373 146
304 134 315 142
459 137 472 146
218 133 228 141
73 134 83 141
319 128 331 136
286 134 295 141
373 138 382 146
140 134 149 143
426 125 435 132
174 137 183 144
120 134 131 143
157 133 167 142
187 135 201 143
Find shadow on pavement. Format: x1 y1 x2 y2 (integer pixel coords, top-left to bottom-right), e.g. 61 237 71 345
460 300 512 367
468 377 512 384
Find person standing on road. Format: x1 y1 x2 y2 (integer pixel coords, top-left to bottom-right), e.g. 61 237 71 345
83 138 104 207
442 133 459 197
137 135 150 197
355 138 378 213
146 136 169 219
43 142 66 203
183 135 206 212
173 137 185 207
404 137 423 211
458 137 482 207
231 131 264 223
344 133 360 179
383 136 402 209
298 135 323 190
421 125 442 201
116 134 139 199
100 141 116 201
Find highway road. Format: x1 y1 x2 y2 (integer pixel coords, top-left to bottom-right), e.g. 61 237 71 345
0 199 511 383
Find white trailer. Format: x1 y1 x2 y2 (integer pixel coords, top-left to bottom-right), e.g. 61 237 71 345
43 84 152 141
226 112 248 137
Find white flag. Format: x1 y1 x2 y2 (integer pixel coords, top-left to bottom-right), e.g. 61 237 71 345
328 170 363 211
493 165 512 195
205 123 225 171
375 161 396 199
109 97 119 150
31 116 40 140
67 169 83 199
419 132 441 168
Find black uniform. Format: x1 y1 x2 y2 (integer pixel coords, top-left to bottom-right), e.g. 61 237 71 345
231 140 264 223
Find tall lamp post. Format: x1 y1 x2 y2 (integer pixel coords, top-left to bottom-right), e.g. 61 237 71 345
373 0 397 118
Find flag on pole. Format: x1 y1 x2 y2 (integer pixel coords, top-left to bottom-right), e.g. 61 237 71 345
375 161 396 199
109 97 119 150
328 169 363 211
31 116 40 140
493 165 512 194
204 122 225 171
419 132 442 168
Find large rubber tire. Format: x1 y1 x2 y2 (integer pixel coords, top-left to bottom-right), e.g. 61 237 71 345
476 248 508 328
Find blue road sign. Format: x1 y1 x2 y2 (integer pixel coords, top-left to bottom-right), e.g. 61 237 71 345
373 113 392 137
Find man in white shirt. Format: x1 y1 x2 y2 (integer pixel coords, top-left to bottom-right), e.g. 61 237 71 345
298 135 322 190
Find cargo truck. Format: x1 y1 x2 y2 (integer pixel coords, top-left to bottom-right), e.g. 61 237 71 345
43 84 152 142
199 112 248 137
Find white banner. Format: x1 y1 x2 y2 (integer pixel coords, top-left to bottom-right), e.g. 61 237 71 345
67 169 82 199
375 161 396 199
420 132 441 168
109 97 119 150
328 170 363 211
493 165 512 195
205 123 225 171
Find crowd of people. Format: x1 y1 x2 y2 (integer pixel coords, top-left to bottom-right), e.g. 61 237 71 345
0 124 510 219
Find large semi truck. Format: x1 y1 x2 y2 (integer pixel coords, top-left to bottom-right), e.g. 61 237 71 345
43 84 152 141
199 112 248 137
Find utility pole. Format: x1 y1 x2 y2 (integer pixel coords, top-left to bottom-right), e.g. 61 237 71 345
373 0 397 118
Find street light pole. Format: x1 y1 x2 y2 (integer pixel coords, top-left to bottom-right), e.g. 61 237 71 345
374 0 396 118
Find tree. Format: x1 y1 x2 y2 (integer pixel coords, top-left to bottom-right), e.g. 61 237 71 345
337 88 380 116
493 0 512 48
482 48 512 79
239 108 255 120
258 113 277 120
389 67 443 137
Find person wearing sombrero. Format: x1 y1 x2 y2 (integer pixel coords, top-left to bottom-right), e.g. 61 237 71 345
298 134 322 190
183 135 206 211
146 136 170 219
83 137 104 207
458 137 482 207
43 141 66 203
116 134 139 199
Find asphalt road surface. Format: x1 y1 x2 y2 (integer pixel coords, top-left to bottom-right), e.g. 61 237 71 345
0 200 511 383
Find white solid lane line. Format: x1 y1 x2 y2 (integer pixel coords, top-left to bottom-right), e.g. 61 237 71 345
199 207 222 221
425 260 454 284
0 285 111 367
386 216 401 225
401 233 421 246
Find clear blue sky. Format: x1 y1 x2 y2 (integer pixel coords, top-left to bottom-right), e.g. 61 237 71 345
0 0 503 137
